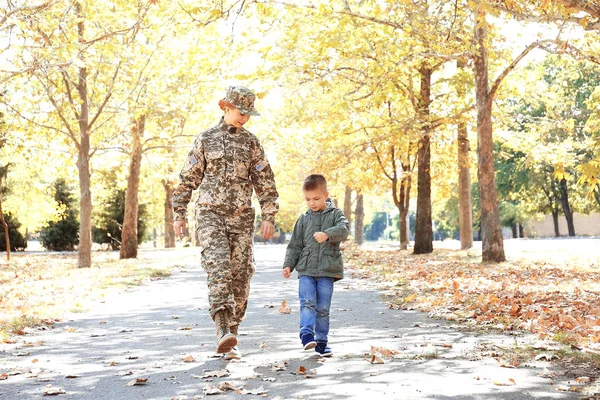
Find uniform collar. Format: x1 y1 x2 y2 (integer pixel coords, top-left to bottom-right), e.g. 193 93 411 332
219 117 239 134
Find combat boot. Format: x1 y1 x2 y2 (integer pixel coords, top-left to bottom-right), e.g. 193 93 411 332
215 311 237 354
224 324 241 360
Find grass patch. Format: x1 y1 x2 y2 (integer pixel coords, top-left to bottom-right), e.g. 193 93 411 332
0 248 196 340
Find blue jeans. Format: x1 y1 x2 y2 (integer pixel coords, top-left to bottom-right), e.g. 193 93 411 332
299 276 334 343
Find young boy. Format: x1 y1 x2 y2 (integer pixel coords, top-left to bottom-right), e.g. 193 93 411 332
282 174 349 357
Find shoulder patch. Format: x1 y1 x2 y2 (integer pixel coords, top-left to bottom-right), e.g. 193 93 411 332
255 160 268 171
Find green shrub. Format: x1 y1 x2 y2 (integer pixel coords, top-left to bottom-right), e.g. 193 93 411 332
40 180 79 251
0 213 27 251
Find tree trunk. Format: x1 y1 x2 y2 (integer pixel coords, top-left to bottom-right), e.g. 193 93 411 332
551 207 560 237
0 199 10 261
120 115 146 259
344 186 353 231
76 67 92 268
163 179 175 248
75 3 92 268
414 66 433 254
518 224 524 238
354 193 364 245
473 11 506 262
511 224 517 238
457 60 473 250
398 175 411 250
559 178 576 236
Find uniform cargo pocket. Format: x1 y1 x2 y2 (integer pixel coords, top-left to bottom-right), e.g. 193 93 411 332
234 159 250 180
205 149 224 173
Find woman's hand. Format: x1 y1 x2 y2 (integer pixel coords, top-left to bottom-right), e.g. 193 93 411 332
173 220 186 239
282 267 291 279
261 220 274 240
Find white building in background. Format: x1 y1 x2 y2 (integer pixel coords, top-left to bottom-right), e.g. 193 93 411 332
526 213 600 238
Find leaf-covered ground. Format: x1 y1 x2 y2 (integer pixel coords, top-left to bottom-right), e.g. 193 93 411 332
345 240 600 352
0 249 194 340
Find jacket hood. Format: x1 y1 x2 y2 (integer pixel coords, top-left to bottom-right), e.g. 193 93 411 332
305 198 336 215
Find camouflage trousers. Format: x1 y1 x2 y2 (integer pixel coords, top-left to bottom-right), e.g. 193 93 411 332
196 207 255 326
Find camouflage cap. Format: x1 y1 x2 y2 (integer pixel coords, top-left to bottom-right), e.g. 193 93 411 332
224 86 260 116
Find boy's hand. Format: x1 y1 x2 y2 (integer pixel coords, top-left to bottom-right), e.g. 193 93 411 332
282 267 291 279
313 231 329 243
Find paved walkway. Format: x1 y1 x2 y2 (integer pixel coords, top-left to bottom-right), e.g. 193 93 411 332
0 245 583 399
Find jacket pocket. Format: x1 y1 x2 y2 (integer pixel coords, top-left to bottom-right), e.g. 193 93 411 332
295 249 310 271
205 149 224 174
234 149 250 180
323 248 343 273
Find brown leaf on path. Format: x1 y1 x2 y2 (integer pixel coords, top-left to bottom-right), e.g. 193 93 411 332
64 327 77 333
219 381 240 391
0 374 8 380
203 386 223 395
32 359 39 363
493 379 516 386
277 300 291 314
270 362 287 372
64 375 79 379
182 355 195 363
176 325 193 331
575 376 591 384
259 341 267 350
238 386 268 395
202 369 229 378
296 366 306 375
2 338 16 344
452 281 459 290
369 355 385 364
126 377 148 386
43 386 66 396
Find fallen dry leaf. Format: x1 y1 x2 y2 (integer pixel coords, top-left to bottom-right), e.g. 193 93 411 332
259 341 267 350
238 386 268 395
64 327 77 333
202 369 229 378
296 366 306 375
32 359 39 363
277 300 291 314
182 355 195 363
176 325 193 331
493 379 516 386
575 376 591 384
126 377 148 386
2 338 16 344
0 374 8 380
369 355 385 364
43 386 66 396
219 382 240 391
203 385 223 395
270 362 287 372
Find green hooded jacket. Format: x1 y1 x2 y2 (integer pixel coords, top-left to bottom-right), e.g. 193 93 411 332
283 200 349 281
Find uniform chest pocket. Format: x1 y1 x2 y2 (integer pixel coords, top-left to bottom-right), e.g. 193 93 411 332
234 149 251 180
205 149 224 174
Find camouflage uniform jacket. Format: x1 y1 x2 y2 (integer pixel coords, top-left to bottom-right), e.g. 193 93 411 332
172 118 279 223
283 200 349 281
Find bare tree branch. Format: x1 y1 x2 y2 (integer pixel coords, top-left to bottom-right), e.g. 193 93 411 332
0 1 56 27
489 39 557 101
